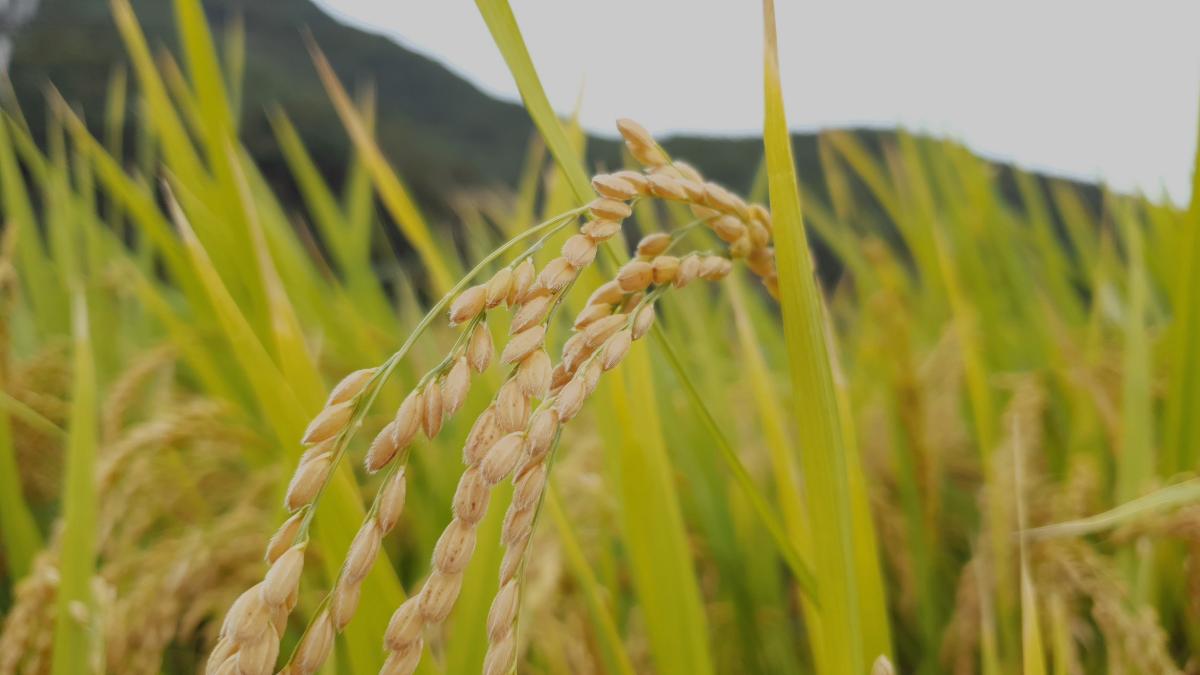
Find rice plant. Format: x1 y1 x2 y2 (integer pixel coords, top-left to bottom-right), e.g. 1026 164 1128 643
1 0 1198 674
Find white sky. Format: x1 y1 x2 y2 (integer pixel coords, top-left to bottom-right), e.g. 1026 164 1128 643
315 0 1200 203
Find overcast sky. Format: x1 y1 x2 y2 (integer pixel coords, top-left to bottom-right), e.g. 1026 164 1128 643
315 0 1200 203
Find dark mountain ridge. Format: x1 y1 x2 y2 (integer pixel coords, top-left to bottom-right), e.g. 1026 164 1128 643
6 0 1102 230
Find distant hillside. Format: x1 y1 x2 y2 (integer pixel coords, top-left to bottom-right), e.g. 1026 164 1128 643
6 0 1100 229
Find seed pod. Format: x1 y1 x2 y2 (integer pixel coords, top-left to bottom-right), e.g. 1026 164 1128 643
711 214 747 243
261 545 306 607
508 258 536 305
648 173 687 201
611 169 650 194
652 256 680 285
464 407 501 466
487 580 520 642
587 280 625 306
554 378 587 422
453 466 491 525
525 408 559 462
617 260 654 292
331 577 362 631
481 432 525 485
632 305 657 340
285 454 332 511
616 118 658 151
265 510 305 563
418 570 464 624
582 360 603 396
511 294 551 334
672 160 703 183
573 302 611 330
301 399 353 445
591 173 637 200
561 234 597 268
602 329 633 371
393 389 423 449
516 350 552 399
512 462 547 511
538 256 577 292
377 468 408 532
485 268 513 308
442 357 471 416
326 368 376 406
483 633 517 675
636 232 671 258
502 505 536 547
495 379 530 432
588 198 632 221
343 519 382 584
366 420 401 472
448 285 486 326
293 611 334 674
467 322 493 373
583 314 627 347
432 518 477 574
421 383 444 438
384 598 423 650
581 219 621 241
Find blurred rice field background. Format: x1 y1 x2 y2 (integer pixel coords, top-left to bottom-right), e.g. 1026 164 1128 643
1 1 1199 673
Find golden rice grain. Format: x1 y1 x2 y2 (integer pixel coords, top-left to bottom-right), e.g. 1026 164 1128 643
573 302 612 330
636 232 671 258
588 280 625 306
516 350 553 399
648 173 688 201
366 420 402 472
588 198 632 221
712 214 747 243
486 580 520 642
452 466 491 525
265 511 305 564
260 545 305 607
342 519 382 584
538 256 578 292
512 463 547 511
285 454 332 511
420 383 444 438
611 169 650 194
495 379 530 432
376 468 408 532
601 330 633 371
292 611 333 675
501 325 547 365
525 408 559 463
417 570 464 624
300 399 352 445
485 267 513 308
467 322 494 373
481 432 526 485
392 390 423 449
448 285 486 326
441 357 471 416
384 599 423 650
464 407 502 466
561 233 598 268
591 173 638 200
508 259 536 306
652 255 680 285
617 260 654 292
511 294 551 333
583 314 627 347
580 218 622 241
632 305 657 340
675 254 701 288
325 368 376 407
432 518 478 574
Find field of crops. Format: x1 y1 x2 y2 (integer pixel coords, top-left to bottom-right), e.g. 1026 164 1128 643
1 1 1199 674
